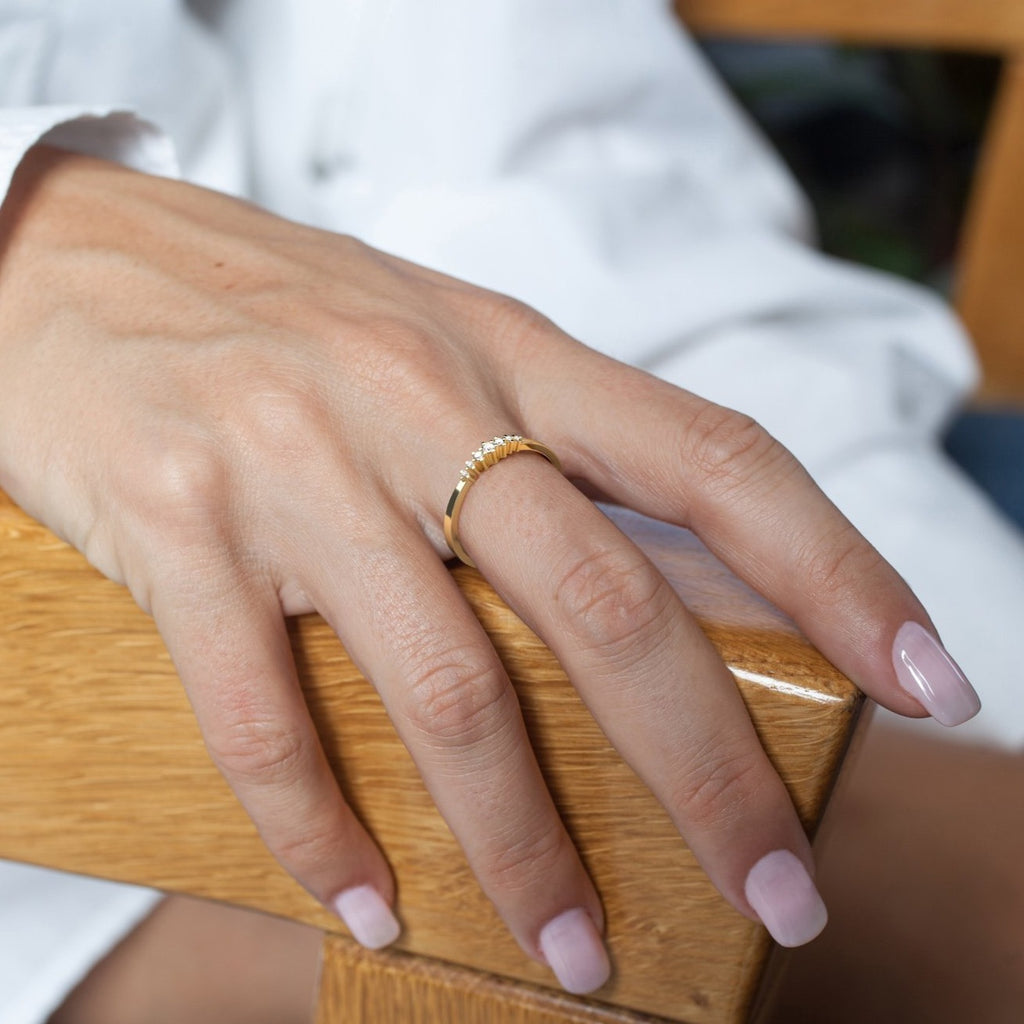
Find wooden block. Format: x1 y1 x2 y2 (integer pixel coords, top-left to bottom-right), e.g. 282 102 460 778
316 936 675 1024
0 493 862 1022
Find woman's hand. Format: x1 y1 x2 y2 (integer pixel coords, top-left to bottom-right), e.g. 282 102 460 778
0 146 979 994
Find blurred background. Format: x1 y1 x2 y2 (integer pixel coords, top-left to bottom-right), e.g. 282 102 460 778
701 39 1024 530
698 43 1024 1023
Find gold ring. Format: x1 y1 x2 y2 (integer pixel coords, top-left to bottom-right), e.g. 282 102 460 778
444 434 561 567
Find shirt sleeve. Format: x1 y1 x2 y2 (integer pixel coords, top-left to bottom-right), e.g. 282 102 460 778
0 860 161 1024
0 107 179 202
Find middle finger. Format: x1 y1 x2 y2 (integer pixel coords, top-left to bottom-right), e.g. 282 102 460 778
298 511 612 993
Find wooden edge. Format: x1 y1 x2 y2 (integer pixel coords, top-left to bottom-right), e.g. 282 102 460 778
956 53 1024 401
316 935 677 1024
675 0 1024 52
745 702 877 1024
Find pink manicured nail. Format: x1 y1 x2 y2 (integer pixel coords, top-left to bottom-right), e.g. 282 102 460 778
892 621 981 727
333 885 401 950
745 850 828 947
539 907 611 994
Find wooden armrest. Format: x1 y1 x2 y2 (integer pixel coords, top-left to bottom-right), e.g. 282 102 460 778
675 0 1024 51
0 492 861 1023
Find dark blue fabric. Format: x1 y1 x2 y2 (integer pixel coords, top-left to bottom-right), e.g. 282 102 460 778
944 409 1024 531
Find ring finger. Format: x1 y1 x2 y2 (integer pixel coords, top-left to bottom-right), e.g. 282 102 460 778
451 451 828 947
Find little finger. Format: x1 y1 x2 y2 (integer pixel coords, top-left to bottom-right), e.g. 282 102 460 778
151 556 400 950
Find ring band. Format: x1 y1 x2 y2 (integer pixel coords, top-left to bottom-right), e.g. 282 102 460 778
444 434 561 568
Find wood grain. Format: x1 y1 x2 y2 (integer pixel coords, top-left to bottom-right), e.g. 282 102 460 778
0 494 861 1022
316 936 676 1024
675 0 1024 51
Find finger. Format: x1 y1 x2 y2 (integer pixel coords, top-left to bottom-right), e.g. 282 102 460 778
299 518 611 995
456 455 827 947
150 556 401 950
524 346 979 728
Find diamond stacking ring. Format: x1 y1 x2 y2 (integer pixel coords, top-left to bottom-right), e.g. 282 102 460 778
443 435 561 568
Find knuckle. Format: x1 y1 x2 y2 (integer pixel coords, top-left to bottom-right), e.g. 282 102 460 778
465 289 565 360
671 741 765 833
681 404 784 496
348 320 432 390
802 526 886 604
342 320 455 421
555 546 674 656
234 378 329 463
481 292 550 336
207 715 308 789
480 822 573 895
270 817 343 874
134 440 228 535
400 650 512 747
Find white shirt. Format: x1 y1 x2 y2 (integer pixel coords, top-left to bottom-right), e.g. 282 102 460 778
1 2 1021 1018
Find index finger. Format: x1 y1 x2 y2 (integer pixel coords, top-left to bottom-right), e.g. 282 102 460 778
524 343 980 728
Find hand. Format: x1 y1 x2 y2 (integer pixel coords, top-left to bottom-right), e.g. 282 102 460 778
0 146 979 994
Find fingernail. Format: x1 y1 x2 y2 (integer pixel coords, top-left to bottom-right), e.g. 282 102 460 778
745 850 828 947
539 907 611 994
892 621 981 727
333 885 401 950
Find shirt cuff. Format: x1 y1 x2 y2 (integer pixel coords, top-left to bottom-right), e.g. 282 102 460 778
0 107 179 201
0 860 162 1024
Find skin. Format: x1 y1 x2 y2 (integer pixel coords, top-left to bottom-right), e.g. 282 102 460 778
0 145 940 983
768 725 1024 1023
49 896 323 1024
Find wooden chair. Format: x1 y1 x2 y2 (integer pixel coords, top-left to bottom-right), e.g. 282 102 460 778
3 4 1021 1023
678 0 1024 403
